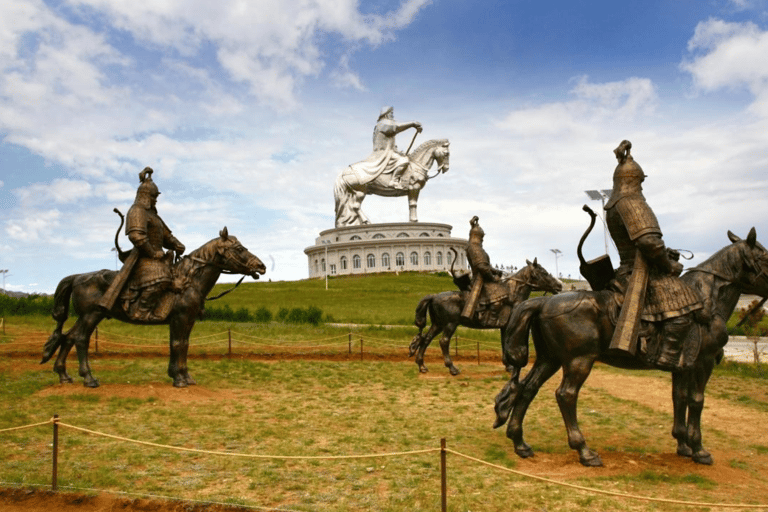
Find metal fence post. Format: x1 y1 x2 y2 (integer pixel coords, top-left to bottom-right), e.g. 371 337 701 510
52 414 59 491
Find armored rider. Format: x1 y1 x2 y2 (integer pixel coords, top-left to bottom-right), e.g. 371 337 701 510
461 216 504 321
98 168 186 321
373 106 422 189
605 140 704 369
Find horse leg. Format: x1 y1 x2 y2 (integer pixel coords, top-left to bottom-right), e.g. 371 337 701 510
506 357 561 458
556 356 602 466
68 313 102 388
169 317 194 387
53 333 76 384
685 359 715 465
414 322 441 373
671 371 693 457
407 189 420 223
438 322 460 375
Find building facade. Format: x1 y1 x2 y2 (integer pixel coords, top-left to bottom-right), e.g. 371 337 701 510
304 222 468 278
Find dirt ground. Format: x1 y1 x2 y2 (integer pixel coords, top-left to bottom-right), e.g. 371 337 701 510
3 335 768 510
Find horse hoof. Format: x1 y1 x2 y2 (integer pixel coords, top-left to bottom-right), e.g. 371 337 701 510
59 375 74 384
579 452 603 467
692 450 713 465
173 378 188 388
83 378 100 388
676 444 693 458
184 375 197 386
419 366 429 374
449 367 461 376
515 444 534 458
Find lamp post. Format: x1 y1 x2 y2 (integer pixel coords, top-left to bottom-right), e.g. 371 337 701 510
584 189 612 255
550 249 562 279
0 269 9 293
322 240 330 290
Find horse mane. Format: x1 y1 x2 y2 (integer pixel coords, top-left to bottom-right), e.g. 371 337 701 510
175 236 222 276
410 138 448 157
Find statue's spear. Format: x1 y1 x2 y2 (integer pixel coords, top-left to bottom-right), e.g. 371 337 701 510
405 128 420 156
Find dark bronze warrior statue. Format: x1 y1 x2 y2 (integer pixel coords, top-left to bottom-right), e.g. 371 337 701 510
42 168 267 387
409 217 562 375
493 140 768 467
99 167 186 322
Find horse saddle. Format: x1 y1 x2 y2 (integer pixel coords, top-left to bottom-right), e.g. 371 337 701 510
472 282 512 328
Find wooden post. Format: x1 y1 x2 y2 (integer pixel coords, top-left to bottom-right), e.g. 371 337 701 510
454 335 458 357
440 438 447 512
52 414 59 491
349 333 352 354
477 342 480 365
228 329 232 358
360 338 364 361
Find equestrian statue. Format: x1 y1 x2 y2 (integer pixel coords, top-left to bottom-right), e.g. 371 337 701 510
493 141 768 466
41 168 266 388
409 216 562 375
334 106 450 227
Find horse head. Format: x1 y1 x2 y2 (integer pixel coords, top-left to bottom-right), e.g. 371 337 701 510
409 139 450 178
213 227 267 279
727 228 768 297
523 257 563 294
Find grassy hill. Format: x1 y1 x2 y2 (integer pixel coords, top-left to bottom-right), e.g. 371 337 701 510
207 271 563 325
208 271 460 325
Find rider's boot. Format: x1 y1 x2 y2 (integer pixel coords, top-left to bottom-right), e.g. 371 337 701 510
654 316 692 370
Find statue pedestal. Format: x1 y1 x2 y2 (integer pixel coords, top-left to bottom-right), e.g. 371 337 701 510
303 222 468 278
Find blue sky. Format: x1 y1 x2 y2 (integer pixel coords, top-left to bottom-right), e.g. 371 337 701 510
1 0 768 292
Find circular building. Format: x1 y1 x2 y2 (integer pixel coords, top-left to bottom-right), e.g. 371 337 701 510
304 222 468 278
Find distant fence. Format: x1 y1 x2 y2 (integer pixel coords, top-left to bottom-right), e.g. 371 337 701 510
0 324 503 364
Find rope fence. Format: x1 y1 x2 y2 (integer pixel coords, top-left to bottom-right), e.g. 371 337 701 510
0 324 505 365
2 416 768 510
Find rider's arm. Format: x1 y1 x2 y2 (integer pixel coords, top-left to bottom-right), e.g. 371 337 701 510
636 233 683 276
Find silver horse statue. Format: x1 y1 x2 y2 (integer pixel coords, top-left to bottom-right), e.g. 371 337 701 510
333 138 450 227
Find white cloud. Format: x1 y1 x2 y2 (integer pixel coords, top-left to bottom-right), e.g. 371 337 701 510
496 76 657 137
682 18 768 115
63 0 432 106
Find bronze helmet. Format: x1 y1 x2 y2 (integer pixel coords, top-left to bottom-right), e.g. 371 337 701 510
468 215 484 242
134 167 160 209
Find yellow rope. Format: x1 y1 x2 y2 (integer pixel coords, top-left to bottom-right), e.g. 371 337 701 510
447 449 768 509
0 419 54 433
58 421 438 460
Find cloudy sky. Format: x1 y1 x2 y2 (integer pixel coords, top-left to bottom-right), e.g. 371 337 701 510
1 0 767 293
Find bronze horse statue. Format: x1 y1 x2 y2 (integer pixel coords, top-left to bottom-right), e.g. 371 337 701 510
409 255 562 375
333 139 450 227
494 228 768 466
41 227 266 388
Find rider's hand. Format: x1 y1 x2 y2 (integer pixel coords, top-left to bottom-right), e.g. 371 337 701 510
670 260 684 277
414 122 423 133
175 242 186 255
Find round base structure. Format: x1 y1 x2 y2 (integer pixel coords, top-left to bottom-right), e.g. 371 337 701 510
304 222 468 278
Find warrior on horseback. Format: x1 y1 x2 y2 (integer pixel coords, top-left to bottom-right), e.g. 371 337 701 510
603 140 705 368
98 167 186 322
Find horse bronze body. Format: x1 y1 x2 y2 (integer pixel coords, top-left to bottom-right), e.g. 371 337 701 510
494 229 768 466
41 228 266 388
333 139 450 227
409 258 562 375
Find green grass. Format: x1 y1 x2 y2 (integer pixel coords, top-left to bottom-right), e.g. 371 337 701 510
4 356 762 512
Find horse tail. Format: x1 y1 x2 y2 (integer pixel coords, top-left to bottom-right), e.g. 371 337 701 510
41 275 75 364
494 297 547 428
409 295 433 356
501 297 546 369
333 172 353 226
